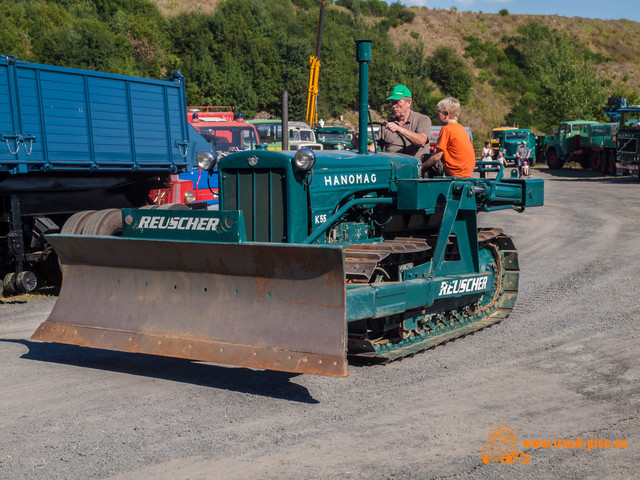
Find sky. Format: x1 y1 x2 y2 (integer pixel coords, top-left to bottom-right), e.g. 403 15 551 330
387 0 640 23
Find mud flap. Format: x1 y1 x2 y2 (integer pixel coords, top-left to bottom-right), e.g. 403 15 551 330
32 235 348 377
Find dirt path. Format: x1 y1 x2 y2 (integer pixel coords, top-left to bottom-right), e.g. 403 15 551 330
1 168 638 480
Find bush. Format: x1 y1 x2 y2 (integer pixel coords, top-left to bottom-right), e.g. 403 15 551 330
429 46 473 104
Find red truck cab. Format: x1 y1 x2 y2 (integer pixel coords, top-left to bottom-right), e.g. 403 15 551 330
152 107 260 208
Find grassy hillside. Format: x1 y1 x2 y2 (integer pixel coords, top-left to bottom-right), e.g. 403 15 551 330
390 8 640 133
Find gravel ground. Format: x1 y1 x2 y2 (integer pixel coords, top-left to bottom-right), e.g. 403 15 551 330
1 167 638 480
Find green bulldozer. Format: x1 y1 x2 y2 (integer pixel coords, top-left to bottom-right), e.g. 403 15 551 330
32 41 544 377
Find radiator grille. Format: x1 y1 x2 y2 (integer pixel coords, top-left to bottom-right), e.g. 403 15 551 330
618 137 638 155
221 169 286 242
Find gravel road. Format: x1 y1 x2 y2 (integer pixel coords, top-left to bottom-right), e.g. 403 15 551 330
1 167 638 480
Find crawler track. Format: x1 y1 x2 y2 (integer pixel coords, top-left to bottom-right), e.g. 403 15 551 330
346 230 519 362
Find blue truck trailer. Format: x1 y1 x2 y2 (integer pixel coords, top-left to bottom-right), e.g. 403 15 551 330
0 55 208 294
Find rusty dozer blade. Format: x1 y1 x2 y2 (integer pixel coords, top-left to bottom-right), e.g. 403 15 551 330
32 235 348 376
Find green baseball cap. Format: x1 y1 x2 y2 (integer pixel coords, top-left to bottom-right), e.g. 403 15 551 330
387 84 412 100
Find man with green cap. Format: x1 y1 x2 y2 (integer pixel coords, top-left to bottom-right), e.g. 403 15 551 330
375 84 431 159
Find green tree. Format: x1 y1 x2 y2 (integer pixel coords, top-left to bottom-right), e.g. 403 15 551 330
535 48 604 129
36 18 132 72
0 3 30 59
512 21 605 129
429 46 473 104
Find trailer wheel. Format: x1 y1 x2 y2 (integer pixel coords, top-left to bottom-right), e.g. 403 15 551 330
606 150 616 175
589 150 603 172
579 157 590 169
82 209 123 236
3 273 17 296
546 149 564 169
602 151 609 175
61 210 97 234
16 270 37 293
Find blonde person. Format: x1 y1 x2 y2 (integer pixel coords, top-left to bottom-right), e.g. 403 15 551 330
420 97 475 178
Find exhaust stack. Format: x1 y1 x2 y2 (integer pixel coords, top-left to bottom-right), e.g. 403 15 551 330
356 40 372 154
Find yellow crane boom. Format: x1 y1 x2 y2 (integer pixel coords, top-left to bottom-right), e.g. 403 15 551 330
305 0 326 125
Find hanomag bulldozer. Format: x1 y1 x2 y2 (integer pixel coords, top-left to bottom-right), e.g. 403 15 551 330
32 41 544 377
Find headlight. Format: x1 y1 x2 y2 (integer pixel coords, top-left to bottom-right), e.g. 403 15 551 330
183 190 196 204
196 151 217 171
292 148 316 172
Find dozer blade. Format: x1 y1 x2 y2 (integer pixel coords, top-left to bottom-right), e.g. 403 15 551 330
32 235 348 377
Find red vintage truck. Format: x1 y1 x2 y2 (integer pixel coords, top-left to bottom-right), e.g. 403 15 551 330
152 107 261 208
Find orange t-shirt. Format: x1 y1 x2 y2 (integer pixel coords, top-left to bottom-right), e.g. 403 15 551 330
435 122 476 178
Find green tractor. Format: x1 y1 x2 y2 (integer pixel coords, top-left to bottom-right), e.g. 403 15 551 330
31 41 544 377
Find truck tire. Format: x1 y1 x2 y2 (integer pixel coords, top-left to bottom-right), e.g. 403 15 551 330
606 150 616 175
579 157 590 169
601 152 610 175
589 150 603 172
3 273 17 296
546 149 564 169
61 210 97 234
81 209 123 236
